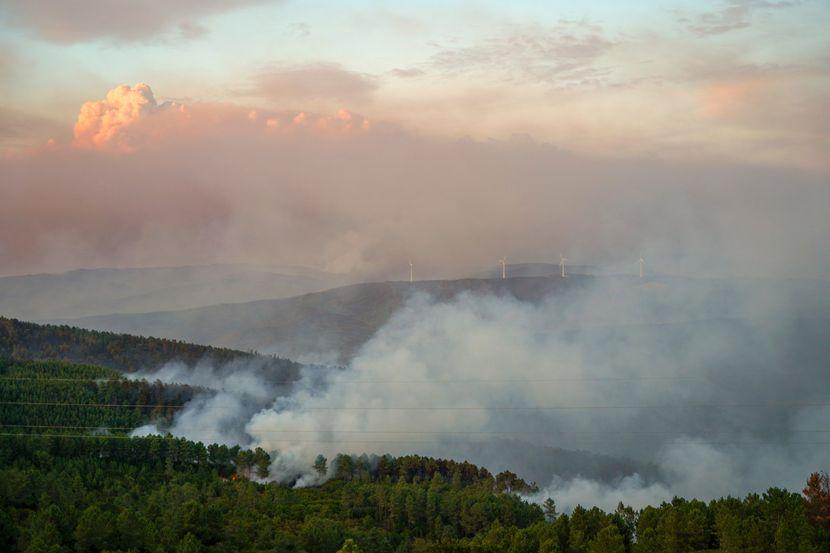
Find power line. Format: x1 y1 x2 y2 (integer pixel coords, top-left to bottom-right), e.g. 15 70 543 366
2 400 829 410
0 401 184 409
2 423 829 435
0 375 708 384
0 432 828 447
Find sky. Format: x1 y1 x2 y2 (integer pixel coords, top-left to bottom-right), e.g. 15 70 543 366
0 0 828 277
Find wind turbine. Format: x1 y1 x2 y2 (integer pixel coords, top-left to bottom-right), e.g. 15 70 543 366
559 253 568 278
638 255 645 279
409 260 413 283
499 257 507 280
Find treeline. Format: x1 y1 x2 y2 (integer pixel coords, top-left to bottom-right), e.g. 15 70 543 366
0 434 271 480
0 359 199 431
325 453 538 494
0 317 300 374
1 435 829 552
0 435 542 553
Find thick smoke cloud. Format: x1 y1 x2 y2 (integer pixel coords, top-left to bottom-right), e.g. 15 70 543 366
133 276 830 509
2 84 828 278
131 355 307 446
73 83 181 151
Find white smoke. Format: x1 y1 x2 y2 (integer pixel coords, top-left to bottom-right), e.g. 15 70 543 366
129 276 830 509
528 473 672 513
128 356 307 445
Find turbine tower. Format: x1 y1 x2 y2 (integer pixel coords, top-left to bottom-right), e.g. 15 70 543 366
559 253 568 278
409 260 413 283
639 255 645 279
499 257 507 280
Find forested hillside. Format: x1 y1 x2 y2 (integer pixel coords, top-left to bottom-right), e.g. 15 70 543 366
0 359 200 433
57 276 598 363
1 434 828 552
1 332 829 551
0 317 300 374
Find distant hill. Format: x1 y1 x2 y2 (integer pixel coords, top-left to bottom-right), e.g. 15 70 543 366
0 315 661 485
0 264 354 320
54 271 830 364
56 276 599 363
0 316 301 376
466 262 595 279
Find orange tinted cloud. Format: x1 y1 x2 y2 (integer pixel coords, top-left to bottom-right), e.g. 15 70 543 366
73 83 168 151
2 82 827 279
73 84 369 152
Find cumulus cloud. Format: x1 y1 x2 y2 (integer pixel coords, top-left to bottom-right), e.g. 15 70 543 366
71 82 372 152
73 83 175 150
0 0 280 43
1 83 829 278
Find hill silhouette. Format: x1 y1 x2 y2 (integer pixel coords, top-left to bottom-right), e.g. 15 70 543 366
57 276 598 363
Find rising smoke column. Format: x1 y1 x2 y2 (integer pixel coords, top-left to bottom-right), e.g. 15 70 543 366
237 278 830 506
127 275 830 510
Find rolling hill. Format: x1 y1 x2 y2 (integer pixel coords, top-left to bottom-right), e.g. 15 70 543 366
56 276 600 363
0 316 662 487
54 272 808 364
0 316 301 376
466 262 595 279
0 263 354 321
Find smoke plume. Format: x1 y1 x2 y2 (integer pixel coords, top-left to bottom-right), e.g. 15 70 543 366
131 275 830 510
2 83 829 279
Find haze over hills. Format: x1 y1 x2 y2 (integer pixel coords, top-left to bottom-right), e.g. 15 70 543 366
56 276 601 363
54 273 830 364
0 264 355 321
0 261 597 323
5 272 830 515
0 316 302 376
0 316 656 486
466 262 595 279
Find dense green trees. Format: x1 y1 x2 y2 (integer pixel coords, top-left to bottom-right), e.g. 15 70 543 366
2 320 829 551
0 317 299 374
1 433 828 552
328 453 538 494
0 359 199 432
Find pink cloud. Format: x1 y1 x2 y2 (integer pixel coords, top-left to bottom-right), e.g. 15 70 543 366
0 83 827 279
73 83 171 151
72 83 369 152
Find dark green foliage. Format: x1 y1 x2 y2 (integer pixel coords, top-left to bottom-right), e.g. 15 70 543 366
587 525 625 553
329 452 538 494
315 454 329 477
0 358 199 432
0 316 299 374
543 498 558 521
1 434 827 552
635 497 714 552
1 320 828 551
0 435 542 552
